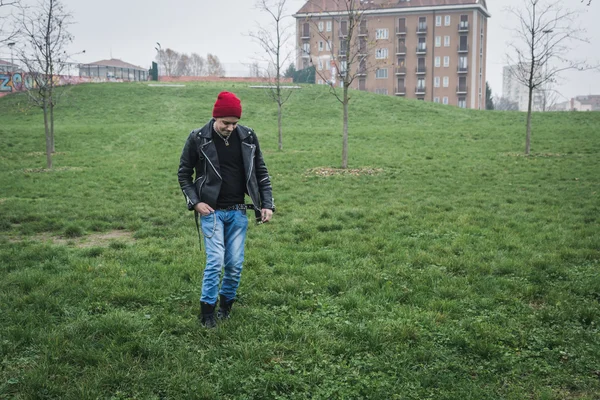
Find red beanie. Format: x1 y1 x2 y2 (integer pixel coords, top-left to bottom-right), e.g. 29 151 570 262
212 91 242 119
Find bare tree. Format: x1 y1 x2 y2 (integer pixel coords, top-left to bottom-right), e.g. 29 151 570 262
492 96 519 111
248 61 261 77
506 0 594 155
189 52 205 76
17 0 75 169
0 0 20 44
250 0 294 151
305 0 383 168
158 48 179 77
206 53 225 76
175 53 190 76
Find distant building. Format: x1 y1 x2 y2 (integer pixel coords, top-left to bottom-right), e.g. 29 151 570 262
502 64 548 112
79 58 148 81
0 59 19 73
553 95 600 111
293 0 490 109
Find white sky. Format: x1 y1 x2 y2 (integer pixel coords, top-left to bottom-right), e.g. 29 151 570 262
3 0 599 100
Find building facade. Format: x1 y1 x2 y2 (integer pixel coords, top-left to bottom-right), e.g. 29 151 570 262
502 65 547 112
79 58 148 81
293 0 490 109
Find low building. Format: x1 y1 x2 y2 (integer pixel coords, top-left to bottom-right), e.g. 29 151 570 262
0 59 19 73
79 58 148 81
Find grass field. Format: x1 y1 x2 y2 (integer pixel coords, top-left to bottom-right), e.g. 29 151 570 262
0 81 599 399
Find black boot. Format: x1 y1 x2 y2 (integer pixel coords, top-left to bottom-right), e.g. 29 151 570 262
217 294 235 320
199 302 217 328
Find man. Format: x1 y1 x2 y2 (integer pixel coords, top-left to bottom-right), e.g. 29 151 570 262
178 91 274 328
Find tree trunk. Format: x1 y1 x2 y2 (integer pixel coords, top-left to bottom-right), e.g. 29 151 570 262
43 101 52 169
342 84 349 169
50 98 55 153
277 101 283 151
525 86 533 155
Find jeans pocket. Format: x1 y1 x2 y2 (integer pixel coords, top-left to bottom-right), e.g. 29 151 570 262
201 213 217 238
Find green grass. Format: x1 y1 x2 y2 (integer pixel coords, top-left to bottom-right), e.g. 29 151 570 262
0 81 599 399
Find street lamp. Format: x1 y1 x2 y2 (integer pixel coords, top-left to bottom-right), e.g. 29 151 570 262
7 42 15 71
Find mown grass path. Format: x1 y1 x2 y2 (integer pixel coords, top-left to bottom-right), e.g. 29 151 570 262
1 82 599 399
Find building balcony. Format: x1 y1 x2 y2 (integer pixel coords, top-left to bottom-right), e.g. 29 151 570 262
339 28 348 37
396 45 407 55
358 27 368 36
396 26 407 35
416 86 426 95
395 86 406 95
338 50 347 57
416 44 427 54
416 66 427 74
357 68 367 76
456 85 468 94
458 22 469 32
457 65 468 74
458 44 469 53
417 24 427 34
301 30 310 39
395 66 406 75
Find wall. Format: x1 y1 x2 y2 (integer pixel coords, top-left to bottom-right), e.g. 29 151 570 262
0 72 126 98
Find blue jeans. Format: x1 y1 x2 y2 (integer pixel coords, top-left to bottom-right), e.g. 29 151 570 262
200 210 248 305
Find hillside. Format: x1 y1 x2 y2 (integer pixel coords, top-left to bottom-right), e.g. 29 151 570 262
1 82 599 399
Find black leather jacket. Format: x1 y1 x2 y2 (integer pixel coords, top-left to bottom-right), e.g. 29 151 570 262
178 119 274 216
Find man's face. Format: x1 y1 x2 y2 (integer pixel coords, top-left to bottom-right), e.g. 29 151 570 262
214 117 239 136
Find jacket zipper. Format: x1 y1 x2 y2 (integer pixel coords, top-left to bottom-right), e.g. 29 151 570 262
243 142 257 206
201 142 222 181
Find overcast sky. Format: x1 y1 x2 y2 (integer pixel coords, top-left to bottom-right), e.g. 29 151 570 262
3 0 599 100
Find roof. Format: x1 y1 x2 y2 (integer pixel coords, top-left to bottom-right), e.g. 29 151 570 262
295 0 490 16
0 59 18 67
81 58 145 70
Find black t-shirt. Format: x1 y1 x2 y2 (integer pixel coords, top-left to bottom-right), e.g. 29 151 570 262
213 129 246 208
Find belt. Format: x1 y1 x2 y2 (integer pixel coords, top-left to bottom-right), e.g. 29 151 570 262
216 204 257 211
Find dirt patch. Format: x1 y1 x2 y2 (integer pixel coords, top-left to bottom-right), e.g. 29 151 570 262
23 166 84 173
26 152 67 157
504 152 567 158
7 230 135 248
306 167 384 177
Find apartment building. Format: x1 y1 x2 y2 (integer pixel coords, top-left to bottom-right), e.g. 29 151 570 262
294 0 490 109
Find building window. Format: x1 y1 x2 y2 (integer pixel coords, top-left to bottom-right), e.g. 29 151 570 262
436 15 442 27
435 56 441 67
302 43 310 54
376 68 388 79
318 79 324 84
326 40 332 51
443 96 449 104
318 21 324 32
376 48 388 59
434 97 440 103
326 21 332 32
376 28 389 40
443 76 449 87
435 36 441 47
434 76 440 87
375 88 388 95
444 15 451 26
444 36 450 47
458 97 466 108
417 77 425 89
319 41 324 51
443 56 450 67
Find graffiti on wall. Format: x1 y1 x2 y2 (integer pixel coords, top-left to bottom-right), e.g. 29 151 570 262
0 73 123 98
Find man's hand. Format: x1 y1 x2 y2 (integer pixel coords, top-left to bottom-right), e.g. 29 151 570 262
261 208 273 223
194 202 214 216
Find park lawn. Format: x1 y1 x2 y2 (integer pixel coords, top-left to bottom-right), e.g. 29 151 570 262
0 82 599 399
